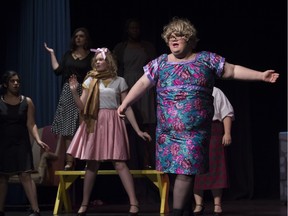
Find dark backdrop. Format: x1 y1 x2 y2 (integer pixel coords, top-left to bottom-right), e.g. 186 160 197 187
70 0 287 200
0 0 287 203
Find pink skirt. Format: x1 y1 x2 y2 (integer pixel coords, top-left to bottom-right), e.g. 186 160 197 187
67 109 130 161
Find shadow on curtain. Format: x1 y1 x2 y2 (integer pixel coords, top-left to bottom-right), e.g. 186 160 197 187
19 0 71 127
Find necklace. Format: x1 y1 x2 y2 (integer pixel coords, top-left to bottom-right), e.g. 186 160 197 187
102 79 111 87
72 49 89 60
72 52 82 60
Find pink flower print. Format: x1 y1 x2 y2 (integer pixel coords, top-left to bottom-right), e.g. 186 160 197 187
184 103 193 112
174 155 184 165
166 117 174 125
193 73 201 79
173 118 185 131
186 139 193 146
171 144 180 155
167 106 176 115
181 70 190 79
175 167 183 173
175 91 188 100
168 109 178 117
197 76 207 86
158 134 167 144
173 79 184 85
181 159 191 169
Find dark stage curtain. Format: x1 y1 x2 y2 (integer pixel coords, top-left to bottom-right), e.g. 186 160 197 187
3 0 71 127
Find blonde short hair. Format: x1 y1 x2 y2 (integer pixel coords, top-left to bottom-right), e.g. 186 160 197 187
161 17 199 49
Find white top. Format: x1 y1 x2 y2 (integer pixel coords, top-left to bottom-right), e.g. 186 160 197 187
212 87 235 121
83 76 128 109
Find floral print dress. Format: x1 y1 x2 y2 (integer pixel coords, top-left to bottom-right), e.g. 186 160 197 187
144 51 225 175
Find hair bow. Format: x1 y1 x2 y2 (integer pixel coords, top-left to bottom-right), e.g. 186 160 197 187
90 48 108 59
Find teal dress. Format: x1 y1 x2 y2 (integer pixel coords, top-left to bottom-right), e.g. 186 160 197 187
144 51 225 175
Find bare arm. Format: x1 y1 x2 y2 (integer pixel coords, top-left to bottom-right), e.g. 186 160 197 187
222 116 233 146
44 42 59 70
121 91 151 142
69 74 87 110
26 97 50 151
118 74 153 117
222 62 279 83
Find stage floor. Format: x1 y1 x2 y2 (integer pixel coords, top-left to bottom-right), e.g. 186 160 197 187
3 199 287 216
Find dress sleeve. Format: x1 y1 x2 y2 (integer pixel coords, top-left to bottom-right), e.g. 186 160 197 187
54 51 70 76
208 52 226 78
118 77 129 93
82 77 92 89
143 54 166 84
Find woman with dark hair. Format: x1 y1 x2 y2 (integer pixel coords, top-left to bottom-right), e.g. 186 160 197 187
44 27 94 170
0 71 50 216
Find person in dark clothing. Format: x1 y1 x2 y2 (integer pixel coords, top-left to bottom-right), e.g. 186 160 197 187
0 70 50 216
44 27 94 170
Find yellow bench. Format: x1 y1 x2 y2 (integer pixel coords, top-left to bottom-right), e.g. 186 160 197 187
53 169 170 215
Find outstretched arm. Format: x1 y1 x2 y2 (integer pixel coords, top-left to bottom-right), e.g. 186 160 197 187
118 74 153 117
44 42 59 70
222 62 279 83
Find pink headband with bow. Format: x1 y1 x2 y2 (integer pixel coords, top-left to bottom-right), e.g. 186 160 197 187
90 48 108 59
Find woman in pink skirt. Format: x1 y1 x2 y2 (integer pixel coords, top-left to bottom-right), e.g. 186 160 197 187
67 47 151 216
